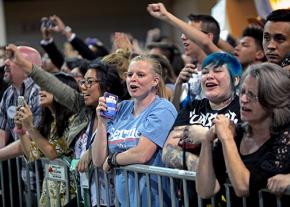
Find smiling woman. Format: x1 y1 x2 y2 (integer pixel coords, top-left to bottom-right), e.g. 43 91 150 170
14 73 81 206
162 52 242 206
4 44 125 206
172 52 242 129
196 63 290 207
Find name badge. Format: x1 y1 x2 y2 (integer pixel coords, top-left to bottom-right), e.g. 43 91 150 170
7 106 16 119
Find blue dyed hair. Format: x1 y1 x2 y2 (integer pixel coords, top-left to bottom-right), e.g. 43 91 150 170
201 52 242 90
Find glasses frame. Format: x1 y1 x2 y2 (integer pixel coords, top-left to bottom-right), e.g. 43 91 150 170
78 79 101 88
240 89 259 102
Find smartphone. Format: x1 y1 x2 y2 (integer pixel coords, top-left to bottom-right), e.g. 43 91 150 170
17 96 25 107
41 18 56 29
101 92 118 120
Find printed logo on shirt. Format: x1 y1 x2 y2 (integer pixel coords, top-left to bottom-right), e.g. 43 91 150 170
108 128 141 150
189 109 238 127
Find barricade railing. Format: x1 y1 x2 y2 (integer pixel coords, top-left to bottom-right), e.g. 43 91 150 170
0 157 33 207
0 157 80 207
115 164 197 207
41 157 81 207
94 165 290 207
0 158 289 207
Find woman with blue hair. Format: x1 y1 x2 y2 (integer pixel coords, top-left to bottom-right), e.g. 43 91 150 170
201 52 243 91
197 62 290 206
162 52 242 206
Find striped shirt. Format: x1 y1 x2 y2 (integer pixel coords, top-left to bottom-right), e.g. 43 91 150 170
0 77 41 140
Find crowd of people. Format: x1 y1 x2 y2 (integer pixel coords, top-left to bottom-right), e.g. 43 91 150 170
0 2 289 207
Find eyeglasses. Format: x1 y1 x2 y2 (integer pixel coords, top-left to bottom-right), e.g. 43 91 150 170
78 79 101 88
240 89 259 102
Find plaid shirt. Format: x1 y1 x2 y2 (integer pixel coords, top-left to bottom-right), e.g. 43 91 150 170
0 77 41 140
0 77 42 191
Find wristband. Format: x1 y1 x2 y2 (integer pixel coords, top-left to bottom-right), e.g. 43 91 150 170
107 152 119 168
64 26 72 33
13 127 27 135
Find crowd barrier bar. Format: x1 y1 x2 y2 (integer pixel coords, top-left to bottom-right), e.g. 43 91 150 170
1 158 290 207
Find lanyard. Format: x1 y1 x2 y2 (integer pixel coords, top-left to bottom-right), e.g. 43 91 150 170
85 112 96 150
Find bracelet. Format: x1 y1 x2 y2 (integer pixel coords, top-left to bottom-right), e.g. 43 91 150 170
64 26 72 33
13 126 27 135
107 152 119 168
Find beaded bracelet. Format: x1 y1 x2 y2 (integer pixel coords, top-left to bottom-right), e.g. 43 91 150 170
107 152 119 168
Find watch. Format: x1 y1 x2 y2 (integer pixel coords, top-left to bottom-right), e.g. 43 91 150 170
64 26 72 33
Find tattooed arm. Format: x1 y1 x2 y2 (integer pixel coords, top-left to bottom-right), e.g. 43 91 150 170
162 144 199 171
162 127 199 171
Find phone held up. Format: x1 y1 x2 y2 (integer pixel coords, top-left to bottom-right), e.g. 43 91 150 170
100 92 118 120
41 18 56 29
17 96 25 108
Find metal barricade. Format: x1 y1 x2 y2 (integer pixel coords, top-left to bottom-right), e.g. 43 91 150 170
91 164 211 207
1 159 290 207
92 165 290 207
41 157 81 207
115 164 197 207
0 157 80 207
0 157 41 207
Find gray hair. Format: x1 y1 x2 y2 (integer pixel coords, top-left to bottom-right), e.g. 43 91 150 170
241 62 290 134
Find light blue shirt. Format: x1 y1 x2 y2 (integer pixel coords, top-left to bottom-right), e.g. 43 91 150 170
107 96 177 206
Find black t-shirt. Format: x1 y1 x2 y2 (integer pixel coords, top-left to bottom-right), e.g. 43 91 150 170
213 125 290 207
174 95 241 128
173 95 241 155
172 95 241 206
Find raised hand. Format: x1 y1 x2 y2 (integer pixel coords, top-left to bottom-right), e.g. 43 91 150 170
147 3 170 21
113 32 133 51
176 64 197 84
50 15 66 33
40 17 53 40
5 44 32 73
146 28 161 43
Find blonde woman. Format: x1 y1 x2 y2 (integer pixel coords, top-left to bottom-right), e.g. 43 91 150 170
92 55 177 206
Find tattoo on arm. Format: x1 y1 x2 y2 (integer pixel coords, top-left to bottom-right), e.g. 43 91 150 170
162 144 199 170
162 144 185 169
